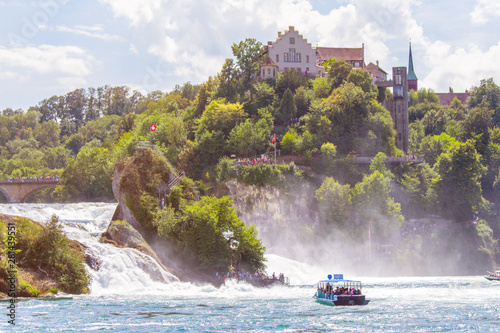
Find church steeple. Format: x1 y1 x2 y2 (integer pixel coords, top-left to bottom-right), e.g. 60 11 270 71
407 41 418 91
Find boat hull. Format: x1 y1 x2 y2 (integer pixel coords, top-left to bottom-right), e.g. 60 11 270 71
314 294 369 306
485 276 500 281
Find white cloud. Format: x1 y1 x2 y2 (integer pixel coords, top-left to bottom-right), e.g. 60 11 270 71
97 0 429 91
129 43 138 54
420 41 500 92
0 44 94 76
471 0 500 24
39 24 123 41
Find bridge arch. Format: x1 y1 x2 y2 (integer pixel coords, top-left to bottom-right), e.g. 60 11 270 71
0 181 59 203
21 185 57 203
0 187 10 203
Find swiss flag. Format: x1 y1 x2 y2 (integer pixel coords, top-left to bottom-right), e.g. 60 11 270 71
150 124 156 132
272 134 275 144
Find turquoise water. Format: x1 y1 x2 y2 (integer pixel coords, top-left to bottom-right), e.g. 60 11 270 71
1 204 499 332
2 277 499 332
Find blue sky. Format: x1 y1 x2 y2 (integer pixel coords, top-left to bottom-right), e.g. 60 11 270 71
1 0 500 111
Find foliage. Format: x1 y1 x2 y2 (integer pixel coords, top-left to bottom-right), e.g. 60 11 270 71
154 196 266 273
468 78 500 125
55 146 114 201
320 142 337 175
276 88 297 124
231 38 266 90
9 215 90 294
315 177 352 229
432 140 489 221
196 99 247 138
227 117 271 157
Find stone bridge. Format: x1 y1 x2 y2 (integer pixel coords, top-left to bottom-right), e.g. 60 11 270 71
0 181 59 203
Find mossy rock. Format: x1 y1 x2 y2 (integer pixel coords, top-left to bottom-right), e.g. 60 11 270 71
100 220 156 259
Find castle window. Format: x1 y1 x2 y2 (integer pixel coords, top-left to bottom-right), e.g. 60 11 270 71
395 75 402 85
267 68 271 75
276 54 279 63
290 37 295 44
399 133 402 141
284 53 288 62
306 55 309 63
297 53 301 62
289 48 295 62
262 69 265 77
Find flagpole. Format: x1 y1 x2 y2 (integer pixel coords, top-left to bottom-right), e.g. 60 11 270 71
274 135 277 164
368 226 372 261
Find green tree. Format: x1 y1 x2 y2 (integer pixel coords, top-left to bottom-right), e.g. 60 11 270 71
281 129 298 154
294 86 312 117
320 142 337 175
196 100 246 138
312 77 332 99
276 88 296 124
276 69 308 96
227 118 271 157
468 78 500 125
327 58 352 89
56 147 113 201
352 171 404 240
214 58 241 102
43 147 72 169
432 140 489 221
347 69 373 93
231 38 266 91
253 81 276 109
315 177 352 229
155 196 266 273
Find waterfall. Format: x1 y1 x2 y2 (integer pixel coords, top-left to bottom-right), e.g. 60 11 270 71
0 203 178 295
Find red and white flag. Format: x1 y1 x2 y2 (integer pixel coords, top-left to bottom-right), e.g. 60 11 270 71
150 124 156 132
272 134 275 144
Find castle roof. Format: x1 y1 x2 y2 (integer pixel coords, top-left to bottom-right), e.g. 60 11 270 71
408 42 418 81
261 56 278 67
435 92 470 108
366 62 388 74
315 47 363 64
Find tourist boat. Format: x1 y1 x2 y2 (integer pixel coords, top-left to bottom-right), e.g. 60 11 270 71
313 274 370 306
485 271 500 281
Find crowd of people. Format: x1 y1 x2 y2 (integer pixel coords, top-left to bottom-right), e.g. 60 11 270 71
216 271 286 282
318 284 362 299
5 176 59 182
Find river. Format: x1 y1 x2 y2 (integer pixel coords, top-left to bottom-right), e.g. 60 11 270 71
0 203 499 332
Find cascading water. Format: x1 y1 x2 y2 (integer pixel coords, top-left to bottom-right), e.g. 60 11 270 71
0 203 178 295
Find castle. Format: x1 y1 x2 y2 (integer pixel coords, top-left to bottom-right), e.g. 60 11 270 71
261 27 469 154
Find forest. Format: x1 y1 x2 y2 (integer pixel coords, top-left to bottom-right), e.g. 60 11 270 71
0 37 498 275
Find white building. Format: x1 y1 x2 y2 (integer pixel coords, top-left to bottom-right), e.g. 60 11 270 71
261 26 365 79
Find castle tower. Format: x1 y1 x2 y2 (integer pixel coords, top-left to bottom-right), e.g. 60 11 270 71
392 67 409 152
407 42 418 91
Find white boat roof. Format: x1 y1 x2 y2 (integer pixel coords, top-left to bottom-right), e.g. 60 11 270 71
319 279 362 283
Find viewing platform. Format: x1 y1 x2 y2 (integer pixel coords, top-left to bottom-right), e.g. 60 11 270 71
353 156 424 165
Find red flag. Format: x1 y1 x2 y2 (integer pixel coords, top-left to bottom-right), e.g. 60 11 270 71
150 124 156 132
272 134 275 144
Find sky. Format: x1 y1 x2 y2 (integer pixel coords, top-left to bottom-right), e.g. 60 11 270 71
1 0 500 111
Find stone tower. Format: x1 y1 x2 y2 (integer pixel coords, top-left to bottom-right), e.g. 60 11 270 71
407 42 418 91
392 67 409 152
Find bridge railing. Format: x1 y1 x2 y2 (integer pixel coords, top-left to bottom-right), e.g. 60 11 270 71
0 178 60 184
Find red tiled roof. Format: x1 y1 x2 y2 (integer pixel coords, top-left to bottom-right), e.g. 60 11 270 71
366 62 387 74
261 56 278 67
435 92 470 108
316 47 363 63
